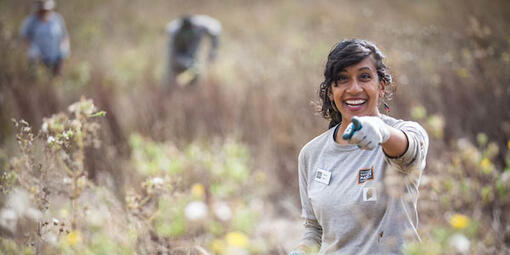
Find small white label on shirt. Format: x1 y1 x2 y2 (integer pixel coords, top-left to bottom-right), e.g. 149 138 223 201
314 169 331 185
363 187 377 201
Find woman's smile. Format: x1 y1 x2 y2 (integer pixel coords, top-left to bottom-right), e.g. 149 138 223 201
343 98 367 111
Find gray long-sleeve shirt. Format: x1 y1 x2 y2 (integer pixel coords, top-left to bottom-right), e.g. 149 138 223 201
298 114 429 254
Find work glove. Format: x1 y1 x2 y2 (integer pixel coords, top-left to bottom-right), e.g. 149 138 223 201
342 116 390 150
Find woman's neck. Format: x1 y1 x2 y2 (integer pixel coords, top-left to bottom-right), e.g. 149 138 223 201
334 122 351 144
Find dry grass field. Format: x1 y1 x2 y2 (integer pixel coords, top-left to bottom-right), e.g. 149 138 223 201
1 0 509 254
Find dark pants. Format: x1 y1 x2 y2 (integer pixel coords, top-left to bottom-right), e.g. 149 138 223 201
29 56 63 77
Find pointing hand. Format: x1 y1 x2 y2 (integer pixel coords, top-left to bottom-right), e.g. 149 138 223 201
342 116 390 150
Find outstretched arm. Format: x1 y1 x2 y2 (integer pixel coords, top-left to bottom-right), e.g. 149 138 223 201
343 116 429 171
194 15 221 61
381 124 408 158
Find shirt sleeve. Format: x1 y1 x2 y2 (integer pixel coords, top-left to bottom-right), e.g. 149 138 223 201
55 13 70 57
297 149 322 249
385 120 429 174
193 15 221 58
193 15 221 36
54 13 68 38
298 150 316 220
20 16 34 39
298 219 322 249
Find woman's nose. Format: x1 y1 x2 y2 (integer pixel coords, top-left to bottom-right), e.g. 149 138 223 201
346 80 363 94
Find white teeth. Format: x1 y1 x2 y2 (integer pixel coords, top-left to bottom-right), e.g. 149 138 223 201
345 99 366 105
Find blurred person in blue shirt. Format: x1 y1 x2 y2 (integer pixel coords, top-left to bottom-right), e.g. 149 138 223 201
165 15 221 87
20 0 70 76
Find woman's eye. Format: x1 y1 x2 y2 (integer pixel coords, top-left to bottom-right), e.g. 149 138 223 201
360 73 372 81
337 75 349 83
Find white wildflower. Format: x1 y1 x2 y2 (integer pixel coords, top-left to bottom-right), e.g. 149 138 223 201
47 136 55 144
152 177 164 185
449 233 470 254
62 130 73 140
213 201 232 221
185 201 208 221
41 122 48 133
62 177 72 184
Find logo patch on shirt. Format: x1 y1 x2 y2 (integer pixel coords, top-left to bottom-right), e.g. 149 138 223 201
363 187 377 201
357 166 375 184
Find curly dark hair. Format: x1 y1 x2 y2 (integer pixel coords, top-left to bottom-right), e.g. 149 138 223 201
319 39 393 128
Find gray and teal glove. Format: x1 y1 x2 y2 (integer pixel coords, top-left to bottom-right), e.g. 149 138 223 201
342 116 390 150
289 250 307 255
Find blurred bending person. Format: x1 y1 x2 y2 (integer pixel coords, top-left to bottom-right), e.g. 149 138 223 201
20 0 70 76
289 39 429 255
165 15 221 87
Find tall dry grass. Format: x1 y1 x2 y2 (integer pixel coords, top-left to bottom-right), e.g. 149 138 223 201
1 0 509 254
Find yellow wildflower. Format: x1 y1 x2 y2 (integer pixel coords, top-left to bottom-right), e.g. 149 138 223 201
507 140 510 150
449 214 470 229
66 230 81 246
480 158 494 174
30 186 39 194
225 231 249 248
211 239 226 254
191 183 205 199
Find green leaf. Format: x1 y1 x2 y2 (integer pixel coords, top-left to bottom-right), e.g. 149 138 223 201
89 111 106 118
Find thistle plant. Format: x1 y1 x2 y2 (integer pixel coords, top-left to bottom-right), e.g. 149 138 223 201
41 96 105 229
1 97 105 253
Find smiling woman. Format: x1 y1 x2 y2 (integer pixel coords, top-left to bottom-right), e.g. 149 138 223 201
330 57 384 123
289 39 430 255
319 39 393 129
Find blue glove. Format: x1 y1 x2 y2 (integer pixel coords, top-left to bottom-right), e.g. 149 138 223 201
342 116 390 150
289 251 307 255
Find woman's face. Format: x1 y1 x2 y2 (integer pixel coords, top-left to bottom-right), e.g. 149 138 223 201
328 56 385 125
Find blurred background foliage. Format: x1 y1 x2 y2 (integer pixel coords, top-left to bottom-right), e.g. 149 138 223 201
0 0 510 254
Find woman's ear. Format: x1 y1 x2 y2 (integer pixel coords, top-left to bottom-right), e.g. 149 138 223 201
327 87 333 101
379 80 386 98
